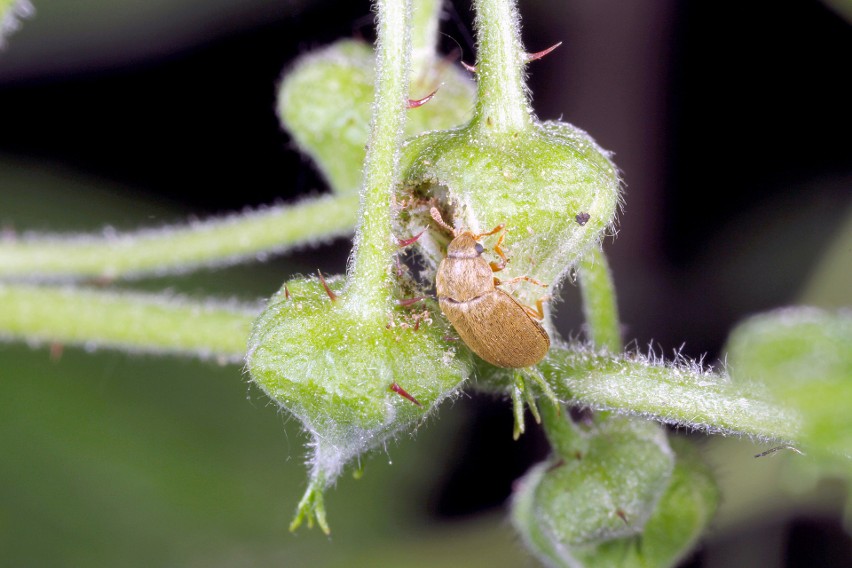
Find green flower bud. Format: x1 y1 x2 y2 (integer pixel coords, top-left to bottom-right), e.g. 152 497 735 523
511 416 718 568
1 0 33 47
725 307 852 457
391 0 621 318
397 119 620 312
246 273 470 532
633 439 720 568
277 40 475 195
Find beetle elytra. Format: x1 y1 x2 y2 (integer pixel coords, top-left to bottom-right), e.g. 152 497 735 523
430 207 550 368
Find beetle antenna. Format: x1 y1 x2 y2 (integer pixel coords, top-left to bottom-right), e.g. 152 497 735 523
430 207 457 236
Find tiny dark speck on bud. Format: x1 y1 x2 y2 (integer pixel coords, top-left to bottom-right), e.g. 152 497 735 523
575 212 591 226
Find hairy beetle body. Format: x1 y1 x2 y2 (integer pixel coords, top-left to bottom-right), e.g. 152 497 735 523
432 209 550 368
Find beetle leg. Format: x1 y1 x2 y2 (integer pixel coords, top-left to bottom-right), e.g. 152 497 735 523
519 295 551 320
521 305 540 320
488 231 509 272
501 275 548 288
472 223 505 240
536 296 551 318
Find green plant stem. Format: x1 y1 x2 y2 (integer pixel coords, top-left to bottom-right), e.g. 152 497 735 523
345 0 411 312
540 345 801 443
539 399 580 459
471 0 532 132
548 248 620 440
578 248 622 351
0 284 255 362
0 194 358 282
410 0 441 77
0 282 803 445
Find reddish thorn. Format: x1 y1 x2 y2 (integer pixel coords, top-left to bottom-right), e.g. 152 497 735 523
460 60 477 73
284 285 291 300
398 297 424 307
525 41 562 63
49 342 64 362
615 509 629 524
390 382 422 407
546 458 566 473
407 87 439 109
413 318 421 332
397 229 425 248
317 270 337 302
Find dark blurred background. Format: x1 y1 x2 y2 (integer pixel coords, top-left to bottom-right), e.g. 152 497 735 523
1 1 850 566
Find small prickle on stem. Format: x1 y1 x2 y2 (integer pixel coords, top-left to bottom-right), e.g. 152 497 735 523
317 270 337 302
407 87 439 109
390 381 422 406
524 42 562 63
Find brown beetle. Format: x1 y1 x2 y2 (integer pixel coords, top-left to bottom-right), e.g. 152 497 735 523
430 207 550 368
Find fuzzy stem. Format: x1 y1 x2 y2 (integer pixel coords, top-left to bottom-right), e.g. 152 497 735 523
0 194 359 282
0 284 255 362
410 0 441 78
539 345 801 443
345 0 412 312
578 248 622 352
470 0 533 132
539 400 581 459
0 283 804 445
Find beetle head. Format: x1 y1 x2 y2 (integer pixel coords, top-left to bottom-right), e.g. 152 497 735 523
447 232 484 258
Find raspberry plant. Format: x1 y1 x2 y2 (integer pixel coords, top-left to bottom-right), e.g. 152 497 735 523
1 0 850 566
